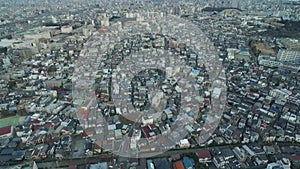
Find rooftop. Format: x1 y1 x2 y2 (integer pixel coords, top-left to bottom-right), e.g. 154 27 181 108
0 126 12 136
197 150 212 159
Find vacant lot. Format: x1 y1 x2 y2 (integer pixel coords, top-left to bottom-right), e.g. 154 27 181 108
253 43 276 56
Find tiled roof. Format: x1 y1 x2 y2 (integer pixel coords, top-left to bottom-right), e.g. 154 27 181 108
197 150 212 159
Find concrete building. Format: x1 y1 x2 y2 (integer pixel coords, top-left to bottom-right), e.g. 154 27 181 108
277 49 300 65
100 15 110 27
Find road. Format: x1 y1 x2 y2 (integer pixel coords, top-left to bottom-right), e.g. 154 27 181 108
36 153 114 168
33 142 300 168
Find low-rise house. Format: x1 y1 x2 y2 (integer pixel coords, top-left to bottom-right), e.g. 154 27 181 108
257 154 269 164
31 148 41 160
242 145 256 158
141 124 159 142
222 148 235 161
55 149 64 160
267 158 291 169
264 130 277 142
179 139 190 148
213 156 226 168
171 154 181 161
89 162 108 169
196 150 212 162
0 138 10 148
147 159 155 169
0 148 14 156
153 158 171 169
115 129 122 140
183 157 195 169
12 150 25 161
263 146 276 155
291 156 300 168
40 144 49 160
232 129 243 142
233 147 247 162
295 133 300 143
173 161 185 169
0 148 23 162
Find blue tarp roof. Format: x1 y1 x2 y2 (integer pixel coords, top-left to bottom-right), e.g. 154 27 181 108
12 150 25 157
183 157 195 169
0 148 14 155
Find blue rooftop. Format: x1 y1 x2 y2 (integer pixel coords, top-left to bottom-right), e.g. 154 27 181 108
0 148 14 155
183 157 195 169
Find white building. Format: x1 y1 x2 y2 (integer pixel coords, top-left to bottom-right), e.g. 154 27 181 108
212 88 222 99
142 116 154 125
179 139 190 148
61 26 73 34
267 158 291 169
100 16 110 27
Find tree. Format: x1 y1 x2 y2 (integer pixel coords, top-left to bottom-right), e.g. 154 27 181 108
47 65 57 73
8 80 16 90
